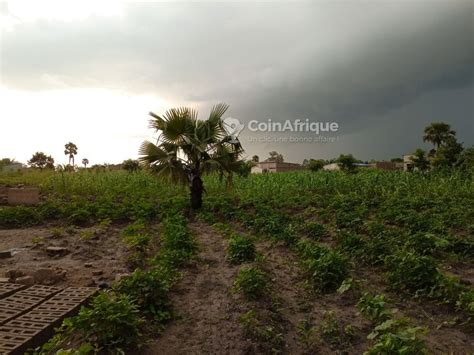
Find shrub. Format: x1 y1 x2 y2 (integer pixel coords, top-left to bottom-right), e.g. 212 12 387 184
302 250 349 292
70 291 143 349
385 252 439 294
227 235 256 264
234 267 269 300
115 268 175 321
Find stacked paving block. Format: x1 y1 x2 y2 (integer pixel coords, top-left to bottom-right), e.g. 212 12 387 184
0 284 97 354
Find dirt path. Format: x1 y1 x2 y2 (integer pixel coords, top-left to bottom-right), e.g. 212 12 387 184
143 222 252 355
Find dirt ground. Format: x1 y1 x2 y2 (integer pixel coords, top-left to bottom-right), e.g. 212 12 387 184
1 222 472 354
0 224 130 288
144 222 474 354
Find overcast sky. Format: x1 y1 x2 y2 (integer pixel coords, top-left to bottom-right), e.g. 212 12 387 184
1 0 473 165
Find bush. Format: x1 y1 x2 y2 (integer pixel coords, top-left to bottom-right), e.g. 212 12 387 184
385 252 439 294
227 235 256 264
234 267 269 300
302 250 349 292
70 291 143 349
115 268 175 321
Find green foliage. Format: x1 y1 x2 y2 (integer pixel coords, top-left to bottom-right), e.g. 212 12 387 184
301 249 349 292
234 266 269 300
0 206 40 228
357 293 392 323
306 159 326 172
70 291 144 349
385 252 439 294
227 235 256 263
239 310 284 351
122 159 140 172
303 221 328 240
411 149 430 172
336 154 358 172
365 319 427 355
158 214 197 267
28 151 55 169
319 311 355 346
115 267 175 321
123 233 151 251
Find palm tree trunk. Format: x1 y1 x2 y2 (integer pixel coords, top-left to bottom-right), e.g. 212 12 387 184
190 175 203 209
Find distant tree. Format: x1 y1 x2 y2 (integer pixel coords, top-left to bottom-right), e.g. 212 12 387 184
423 122 456 150
28 152 55 170
411 149 430 172
307 159 326 172
82 158 89 168
390 157 403 163
64 142 78 166
266 151 284 163
122 159 140 173
432 136 463 169
0 158 17 169
456 146 474 171
336 154 357 173
252 155 259 163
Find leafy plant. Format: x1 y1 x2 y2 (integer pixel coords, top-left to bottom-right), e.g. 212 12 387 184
357 293 392 323
227 235 256 263
366 319 427 355
385 252 439 295
115 267 175 321
303 221 328 240
302 250 349 292
239 310 284 351
234 267 269 300
70 291 144 349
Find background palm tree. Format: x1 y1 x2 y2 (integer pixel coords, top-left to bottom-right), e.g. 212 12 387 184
64 142 78 166
82 158 89 168
423 122 456 150
139 103 244 209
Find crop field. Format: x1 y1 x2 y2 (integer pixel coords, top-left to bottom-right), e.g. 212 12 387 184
0 169 473 354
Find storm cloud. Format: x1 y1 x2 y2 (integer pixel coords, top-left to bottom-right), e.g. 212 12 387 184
1 1 473 162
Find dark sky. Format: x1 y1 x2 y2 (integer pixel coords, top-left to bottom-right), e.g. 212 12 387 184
1 1 473 163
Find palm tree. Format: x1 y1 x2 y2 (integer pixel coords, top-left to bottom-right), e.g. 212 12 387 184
64 142 78 166
423 122 456 150
82 158 89 168
139 103 244 209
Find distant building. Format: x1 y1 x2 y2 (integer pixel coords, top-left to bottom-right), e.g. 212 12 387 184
323 163 340 171
403 155 414 172
255 161 302 173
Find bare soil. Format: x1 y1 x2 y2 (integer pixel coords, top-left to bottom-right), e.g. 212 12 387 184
0 225 130 287
143 222 254 355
